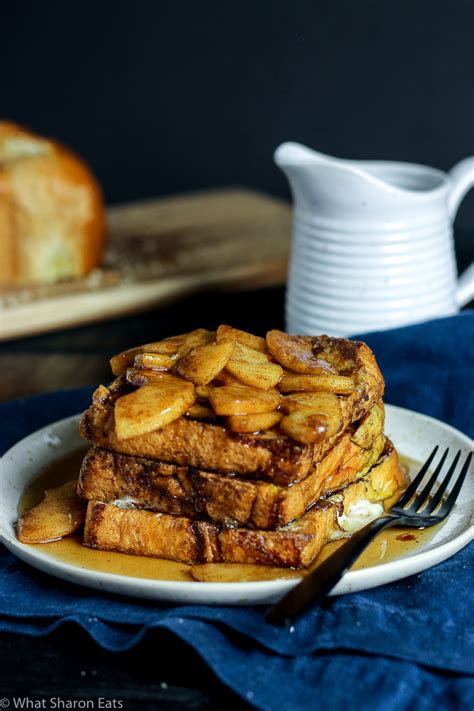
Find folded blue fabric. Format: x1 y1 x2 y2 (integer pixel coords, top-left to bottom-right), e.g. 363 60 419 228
1 313 473 711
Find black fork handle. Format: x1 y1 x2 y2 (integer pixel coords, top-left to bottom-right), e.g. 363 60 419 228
266 515 400 625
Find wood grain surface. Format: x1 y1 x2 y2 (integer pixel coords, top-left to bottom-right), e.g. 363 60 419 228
0 188 291 341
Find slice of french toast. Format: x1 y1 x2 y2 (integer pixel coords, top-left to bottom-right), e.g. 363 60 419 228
83 444 408 568
80 332 384 485
78 403 385 529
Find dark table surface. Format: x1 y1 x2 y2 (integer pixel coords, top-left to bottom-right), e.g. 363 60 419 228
0 229 472 709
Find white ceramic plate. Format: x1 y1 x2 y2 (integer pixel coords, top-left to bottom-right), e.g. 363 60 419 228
1 405 472 605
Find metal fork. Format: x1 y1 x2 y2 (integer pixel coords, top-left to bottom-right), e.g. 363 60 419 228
266 447 473 625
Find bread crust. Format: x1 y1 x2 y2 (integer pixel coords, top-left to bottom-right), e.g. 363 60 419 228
0 121 105 286
83 445 408 568
78 406 385 528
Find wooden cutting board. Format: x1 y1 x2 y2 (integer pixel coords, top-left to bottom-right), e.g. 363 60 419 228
0 188 291 341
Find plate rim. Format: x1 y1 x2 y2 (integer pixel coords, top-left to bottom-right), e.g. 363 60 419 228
0 403 472 601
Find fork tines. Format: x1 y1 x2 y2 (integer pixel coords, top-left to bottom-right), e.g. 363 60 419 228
397 447 472 516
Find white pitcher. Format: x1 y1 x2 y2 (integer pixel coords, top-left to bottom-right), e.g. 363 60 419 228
275 142 474 336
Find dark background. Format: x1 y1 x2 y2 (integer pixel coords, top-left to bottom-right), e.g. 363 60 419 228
2 0 474 230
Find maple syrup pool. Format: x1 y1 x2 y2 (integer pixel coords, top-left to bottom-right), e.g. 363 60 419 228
17 447 442 583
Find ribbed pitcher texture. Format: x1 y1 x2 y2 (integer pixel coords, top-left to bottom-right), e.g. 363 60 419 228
275 143 474 336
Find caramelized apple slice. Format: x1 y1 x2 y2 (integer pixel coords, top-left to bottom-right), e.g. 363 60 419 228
226 410 282 433
126 368 178 387
266 330 335 374
280 411 329 444
175 341 234 385
216 324 266 352
170 328 215 357
279 372 355 394
140 329 215 358
17 480 86 544
110 346 145 376
135 353 176 370
209 384 281 415
195 385 211 400
186 403 216 419
282 392 341 437
146 333 195 356
115 380 195 439
109 329 214 375
226 344 283 389
212 370 241 386
92 384 111 406
282 391 340 412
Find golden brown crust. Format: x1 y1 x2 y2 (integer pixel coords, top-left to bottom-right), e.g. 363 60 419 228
82 445 407 568
0 168 16 284
78 405 385 528
0 121 105 287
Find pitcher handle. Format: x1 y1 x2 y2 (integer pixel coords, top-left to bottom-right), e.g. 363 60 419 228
448 157 474 307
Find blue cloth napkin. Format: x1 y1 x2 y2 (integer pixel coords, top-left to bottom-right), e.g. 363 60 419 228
1 313 473 711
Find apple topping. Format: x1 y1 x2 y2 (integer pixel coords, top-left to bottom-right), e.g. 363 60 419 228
144 328 215 358
282 392 341 437
186 403 216 419
105 325 365 444
126 368 178 387
226 410 282 433
195 385 211 400
280 411 329 444
279 372 355 394
115 379 195 439
17 481 86 544
216 324 266 352
226 343 283 390
109 329 214 375
110 346 146 376
266 329 335 374
212 370 241 386
175 341 234 385
209 384 281 415
135 353 176 370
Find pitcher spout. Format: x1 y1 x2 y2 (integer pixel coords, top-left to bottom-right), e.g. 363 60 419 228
274 141 376 208
274 142 340 207
274 141 444 211
274 142 332 167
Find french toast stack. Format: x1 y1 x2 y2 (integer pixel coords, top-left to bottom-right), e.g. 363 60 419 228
78 326 408 568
